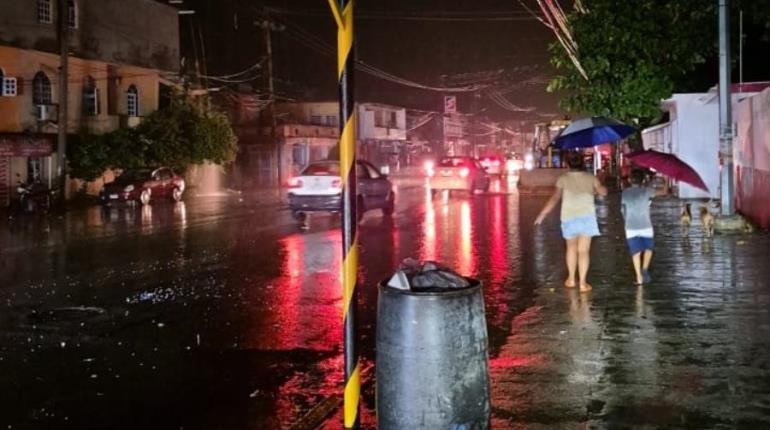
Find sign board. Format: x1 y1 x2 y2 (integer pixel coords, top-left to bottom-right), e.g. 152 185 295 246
443 116 464 138
444 96 457 113
0 135 54 157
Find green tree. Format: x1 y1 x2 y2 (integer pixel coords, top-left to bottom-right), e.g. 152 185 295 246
68 94 237 180
548 0 716 127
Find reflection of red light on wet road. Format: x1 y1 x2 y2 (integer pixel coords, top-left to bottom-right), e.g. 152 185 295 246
255 231 342 351
421 194 437 262
458 201 474 276
489 354 544 370
490 196 507 287
274 233 304 347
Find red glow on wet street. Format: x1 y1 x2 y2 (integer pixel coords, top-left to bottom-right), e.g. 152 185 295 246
458 200 475 276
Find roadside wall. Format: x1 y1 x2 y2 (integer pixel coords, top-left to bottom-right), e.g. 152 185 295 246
735 88 770 229
518 168 564 192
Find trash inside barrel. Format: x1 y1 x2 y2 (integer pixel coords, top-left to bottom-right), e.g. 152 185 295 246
376 258 491 430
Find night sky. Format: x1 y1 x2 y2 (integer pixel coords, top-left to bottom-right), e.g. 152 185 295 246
180 0 560 122
177 0 769 123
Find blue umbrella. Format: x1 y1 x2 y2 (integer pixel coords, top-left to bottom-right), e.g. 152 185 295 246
554 116 636 149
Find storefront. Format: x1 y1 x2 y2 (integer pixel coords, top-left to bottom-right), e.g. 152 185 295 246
0 134 55 207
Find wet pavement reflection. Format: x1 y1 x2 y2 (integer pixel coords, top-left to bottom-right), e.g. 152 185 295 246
1 176 770 429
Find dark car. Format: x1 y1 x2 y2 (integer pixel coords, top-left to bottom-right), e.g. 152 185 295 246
288 160 394 222
100 167 185 206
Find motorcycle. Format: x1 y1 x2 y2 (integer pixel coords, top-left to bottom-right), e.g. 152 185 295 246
14 176 56 214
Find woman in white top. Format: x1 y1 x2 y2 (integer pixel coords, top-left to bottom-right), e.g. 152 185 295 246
535 152 607 292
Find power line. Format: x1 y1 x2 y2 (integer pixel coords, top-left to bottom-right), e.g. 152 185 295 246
265 7 539 22
275 18 488 92
198 58 266 80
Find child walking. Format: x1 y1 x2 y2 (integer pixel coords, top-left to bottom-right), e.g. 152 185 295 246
621 169 667 285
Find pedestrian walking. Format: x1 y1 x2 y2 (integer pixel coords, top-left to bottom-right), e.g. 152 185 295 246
535 151 608 292
621 169 668 285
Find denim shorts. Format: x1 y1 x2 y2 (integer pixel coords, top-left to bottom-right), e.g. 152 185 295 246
561 215 600 239
627 236 654 255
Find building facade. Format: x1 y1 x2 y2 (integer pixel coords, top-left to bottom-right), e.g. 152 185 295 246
0 0 179 205
357 103 407 170
227 100 339 188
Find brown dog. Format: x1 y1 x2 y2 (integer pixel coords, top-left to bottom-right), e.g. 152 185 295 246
700 205 715 237
680 203 692 235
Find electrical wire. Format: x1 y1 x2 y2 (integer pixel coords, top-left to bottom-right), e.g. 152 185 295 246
265 7 539 21
198 58 267 80
485 90 536 112
406 112 438 132
274 17 489 92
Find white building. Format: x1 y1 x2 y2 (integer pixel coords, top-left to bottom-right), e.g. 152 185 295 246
641 85 769 198
357 103 407 168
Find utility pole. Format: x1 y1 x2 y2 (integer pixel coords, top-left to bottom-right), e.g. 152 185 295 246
718 0 734 215
259 9 284 186
57 0 69 204
327 1 359 428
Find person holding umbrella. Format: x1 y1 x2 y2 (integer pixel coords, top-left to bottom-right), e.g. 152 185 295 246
621 169 669 285
535 152 608 292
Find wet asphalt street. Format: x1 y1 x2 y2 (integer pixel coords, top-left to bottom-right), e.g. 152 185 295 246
1 176 770 429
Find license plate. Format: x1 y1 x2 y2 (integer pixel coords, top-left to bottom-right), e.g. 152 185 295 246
441 170 453 176
109 194 119 199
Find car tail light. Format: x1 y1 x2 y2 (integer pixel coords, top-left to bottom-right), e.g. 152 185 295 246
331 179 342 189
459 167 470 178
288 177 303 188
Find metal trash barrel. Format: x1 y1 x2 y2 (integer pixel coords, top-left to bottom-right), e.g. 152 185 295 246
376 279 490 429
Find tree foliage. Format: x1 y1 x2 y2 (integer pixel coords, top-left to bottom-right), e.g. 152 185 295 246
68 95 237 181
548 0 716 126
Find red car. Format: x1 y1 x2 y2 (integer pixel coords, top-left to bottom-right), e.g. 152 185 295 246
100 167 185 206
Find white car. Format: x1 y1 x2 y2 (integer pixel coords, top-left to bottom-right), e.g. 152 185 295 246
288 160 395 222
428 156 490 197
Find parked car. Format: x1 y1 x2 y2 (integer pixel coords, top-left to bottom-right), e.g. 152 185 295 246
288 160 395 221
100 167 185 206
479 155 504 176
428 156 490 197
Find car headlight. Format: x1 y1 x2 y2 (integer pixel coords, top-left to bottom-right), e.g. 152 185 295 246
124 185 135 192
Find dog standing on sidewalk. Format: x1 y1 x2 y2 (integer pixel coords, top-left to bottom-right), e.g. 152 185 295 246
700 204 715 237
680 203 692 235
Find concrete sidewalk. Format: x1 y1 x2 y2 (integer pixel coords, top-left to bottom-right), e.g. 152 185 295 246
315 195 770 429
491 197 770 428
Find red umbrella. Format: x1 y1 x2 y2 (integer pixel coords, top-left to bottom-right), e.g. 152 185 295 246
625 149 709 192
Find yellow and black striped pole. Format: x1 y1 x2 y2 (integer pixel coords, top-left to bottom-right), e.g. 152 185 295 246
327 0 360 428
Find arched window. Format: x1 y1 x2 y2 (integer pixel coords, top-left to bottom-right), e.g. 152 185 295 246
126 85 139 117
37 0 52 24
33 72 52 105
68 0 78 29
